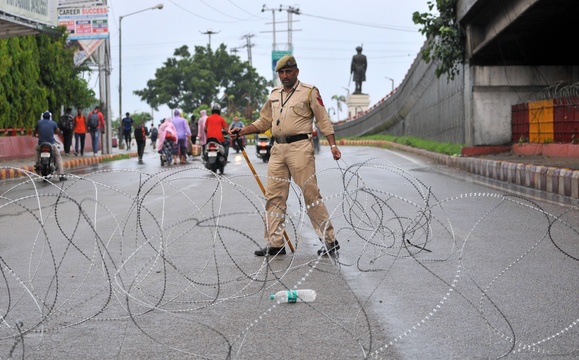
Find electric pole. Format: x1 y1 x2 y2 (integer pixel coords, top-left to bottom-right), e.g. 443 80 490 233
261 5 281 51
261 5 301 81
286 6 300 52
241 33 255 67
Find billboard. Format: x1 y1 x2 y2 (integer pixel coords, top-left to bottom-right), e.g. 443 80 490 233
271 50 292 84
272 50 292 73
68 38 103 66
0 0 58 26
58 5 108 40
58 0 103 5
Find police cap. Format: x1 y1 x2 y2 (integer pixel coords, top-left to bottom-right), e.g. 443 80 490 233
275 54 297 72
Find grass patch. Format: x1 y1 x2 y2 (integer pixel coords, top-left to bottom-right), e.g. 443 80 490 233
102 154 130 163
349 134 463 156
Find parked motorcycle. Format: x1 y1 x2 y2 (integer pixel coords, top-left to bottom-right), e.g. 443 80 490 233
36 142 56 178
255 135 272 163
203 137 227 174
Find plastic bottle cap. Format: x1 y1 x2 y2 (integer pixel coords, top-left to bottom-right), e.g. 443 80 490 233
270 294 274 300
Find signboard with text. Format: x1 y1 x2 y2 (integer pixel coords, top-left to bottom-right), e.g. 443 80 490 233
58 0 103 6
272 50 293 73
58 5 108 40
0 0 57 26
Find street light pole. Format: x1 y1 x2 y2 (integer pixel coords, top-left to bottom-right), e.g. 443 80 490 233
119 4 163 139
200 28 220 48
384 76 394 92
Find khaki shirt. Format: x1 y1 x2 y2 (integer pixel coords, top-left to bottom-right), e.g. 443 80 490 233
252 81 334 139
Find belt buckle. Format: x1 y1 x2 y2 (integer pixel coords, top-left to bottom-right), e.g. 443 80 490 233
277 137 288 144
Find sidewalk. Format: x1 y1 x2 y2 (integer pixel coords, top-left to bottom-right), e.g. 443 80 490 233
0 148 137 180
2 141 579 199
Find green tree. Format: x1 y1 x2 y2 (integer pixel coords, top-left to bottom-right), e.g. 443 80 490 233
331 94 346 121
134 44 269 115
412 0 464 80
0 36 46 128
131 111 153 126
0 29 96 129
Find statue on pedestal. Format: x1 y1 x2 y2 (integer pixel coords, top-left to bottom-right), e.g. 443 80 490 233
350 46 367 94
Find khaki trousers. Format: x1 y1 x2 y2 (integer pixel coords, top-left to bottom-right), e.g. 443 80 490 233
264 139 335 247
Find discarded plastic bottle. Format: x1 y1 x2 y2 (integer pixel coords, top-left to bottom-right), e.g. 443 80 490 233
270 289 317 303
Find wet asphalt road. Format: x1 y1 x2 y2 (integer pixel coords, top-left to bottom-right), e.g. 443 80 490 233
0 146 577 359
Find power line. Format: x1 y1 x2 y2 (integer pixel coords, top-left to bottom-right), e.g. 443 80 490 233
300 12 418 32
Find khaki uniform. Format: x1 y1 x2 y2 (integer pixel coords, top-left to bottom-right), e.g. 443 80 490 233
252 81 335 247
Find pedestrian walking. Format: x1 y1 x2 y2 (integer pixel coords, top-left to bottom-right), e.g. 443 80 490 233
197 109 208 155
150 124 158 149
121 112 134 150
134 122 148 164
87 105 105 156
157 117 178 166
172 109 191 164
73 107 87 156
58 108 74 156
190 114 199 144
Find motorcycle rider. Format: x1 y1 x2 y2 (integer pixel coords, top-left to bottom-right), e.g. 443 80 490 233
204 103 230 161
34 111 66 181
229 115 244 131
229 115 245 152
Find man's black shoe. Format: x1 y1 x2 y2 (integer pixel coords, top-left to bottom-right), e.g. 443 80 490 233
59 176 67 182
254 246 286 256
317 240 340 256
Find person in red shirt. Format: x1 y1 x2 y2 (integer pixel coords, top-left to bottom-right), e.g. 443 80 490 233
204 104 230 160
73 107 87 156
204 104 228 142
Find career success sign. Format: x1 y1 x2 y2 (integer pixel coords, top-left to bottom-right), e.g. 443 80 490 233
58 5 109 40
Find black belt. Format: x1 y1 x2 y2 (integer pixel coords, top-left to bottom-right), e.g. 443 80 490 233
274 133 309 144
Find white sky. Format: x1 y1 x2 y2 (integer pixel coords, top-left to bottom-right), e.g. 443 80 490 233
99 0 430 123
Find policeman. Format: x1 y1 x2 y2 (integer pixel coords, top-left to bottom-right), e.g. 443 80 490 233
231 54 342 256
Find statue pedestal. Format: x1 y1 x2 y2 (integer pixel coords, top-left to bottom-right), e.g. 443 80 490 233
346 94 371 119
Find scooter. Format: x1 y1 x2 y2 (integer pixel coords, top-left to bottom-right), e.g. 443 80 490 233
230 134 246 153
255 135 272 163
203 137 227 174
36 142 56 178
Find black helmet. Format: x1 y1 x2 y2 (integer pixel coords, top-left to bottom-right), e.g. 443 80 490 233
42 111 51 119
211 103 221 113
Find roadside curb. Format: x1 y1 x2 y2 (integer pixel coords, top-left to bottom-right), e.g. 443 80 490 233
0 152 137 180
328 139 579 200
3 140 579 200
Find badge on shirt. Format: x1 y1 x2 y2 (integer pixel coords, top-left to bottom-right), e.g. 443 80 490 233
316 90 325 107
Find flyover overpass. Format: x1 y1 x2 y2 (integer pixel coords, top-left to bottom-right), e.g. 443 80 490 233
334 0 579 147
